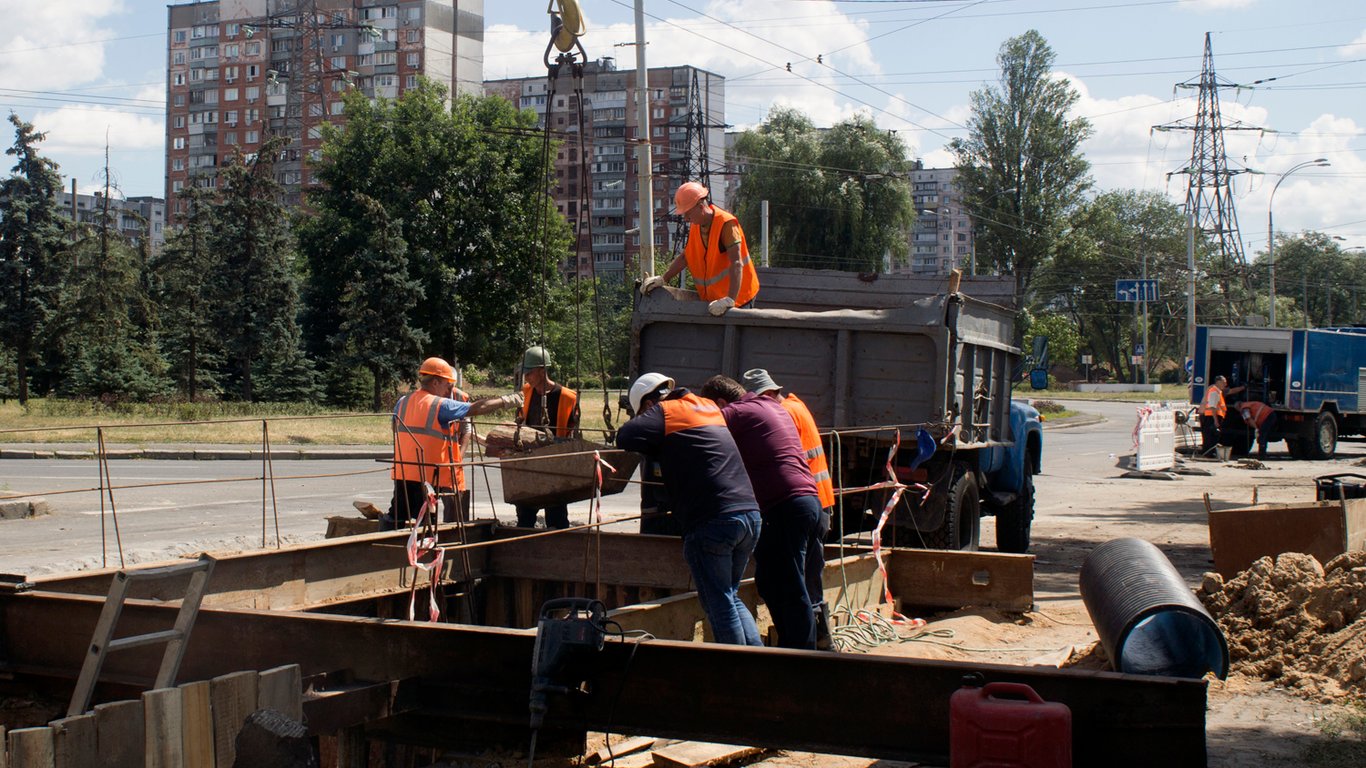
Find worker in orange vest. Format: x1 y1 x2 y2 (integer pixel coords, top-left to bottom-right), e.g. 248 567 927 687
1238 400 1277 459
514 345 581 529
640 181 759 316
742 367 836 650
1200 375 1245 456
388 357 523 531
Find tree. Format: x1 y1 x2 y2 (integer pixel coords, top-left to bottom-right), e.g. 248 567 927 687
299 80 571 379
732 108 915 272
1021 311 1080 373
0 114 67 403
1251 232 1366 327
153 185 221 398
950 30 1093 304
209 139 317 401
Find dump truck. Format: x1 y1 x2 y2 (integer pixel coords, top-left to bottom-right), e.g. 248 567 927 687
630 267 1043 552
1193 323 1366 459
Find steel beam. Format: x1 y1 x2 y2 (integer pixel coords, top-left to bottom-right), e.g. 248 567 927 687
1 591 1206 766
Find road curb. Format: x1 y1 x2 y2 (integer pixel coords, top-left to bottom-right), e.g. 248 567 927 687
1042 414 1106 431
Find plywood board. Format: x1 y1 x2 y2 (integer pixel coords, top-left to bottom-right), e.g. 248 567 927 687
7 727 55 768
258 664 303 722
1208 499 1366 577
178 681 215 768
209 671 257 768
143 687 184 768
48 715 95 768
652 741 762 768
93 700 143 768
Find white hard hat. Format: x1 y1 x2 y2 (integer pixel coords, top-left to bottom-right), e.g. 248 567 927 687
629 372 675 414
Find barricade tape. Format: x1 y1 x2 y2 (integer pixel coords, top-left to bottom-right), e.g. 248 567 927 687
405 482 446 623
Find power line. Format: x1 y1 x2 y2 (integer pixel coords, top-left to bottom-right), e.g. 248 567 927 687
0 32 164 56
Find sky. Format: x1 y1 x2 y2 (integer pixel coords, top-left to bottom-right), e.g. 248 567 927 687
1 0 1364 251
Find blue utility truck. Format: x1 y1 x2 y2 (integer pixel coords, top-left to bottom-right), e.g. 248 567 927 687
1192 324 1366 459
631 267 1044 553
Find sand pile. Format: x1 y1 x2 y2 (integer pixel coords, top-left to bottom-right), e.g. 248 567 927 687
1200 551 1366 700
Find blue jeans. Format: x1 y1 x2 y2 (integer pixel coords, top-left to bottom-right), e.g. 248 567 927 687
682 510 763 646
755 495 823 650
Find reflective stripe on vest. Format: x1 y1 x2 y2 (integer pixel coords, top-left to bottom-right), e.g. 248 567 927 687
393 390 457 487
782 394 835 509
519 384 579 438
683 206 760 306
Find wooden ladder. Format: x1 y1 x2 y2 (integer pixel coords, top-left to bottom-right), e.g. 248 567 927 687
66 554 216 717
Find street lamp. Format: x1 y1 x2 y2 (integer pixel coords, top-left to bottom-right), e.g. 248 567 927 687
1268 158 1330 327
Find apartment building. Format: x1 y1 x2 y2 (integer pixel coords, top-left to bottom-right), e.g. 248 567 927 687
165 0 484 225
906 164 978 276
485 58 725 281
56 191 167 253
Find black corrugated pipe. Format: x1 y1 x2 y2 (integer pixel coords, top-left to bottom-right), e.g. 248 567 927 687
1080 537 1229 679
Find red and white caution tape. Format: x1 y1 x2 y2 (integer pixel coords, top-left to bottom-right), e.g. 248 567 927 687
589 450 617 525
863 432 928 629
405 483 446 622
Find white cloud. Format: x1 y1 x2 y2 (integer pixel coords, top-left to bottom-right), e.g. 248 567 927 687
0 1 128 91
31 105 162 157
1341 30 1366 58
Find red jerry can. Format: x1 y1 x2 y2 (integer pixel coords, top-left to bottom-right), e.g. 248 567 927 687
950 680 1072 768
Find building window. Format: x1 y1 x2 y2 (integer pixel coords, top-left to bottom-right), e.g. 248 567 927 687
404 74 417 89
224 110 238 125
245 86 259 102
223 43 239 58
331 33 346 48
405 29 420 43
190 69 202 82
173 73 185 86
172 180 184 192
174 94 185 106
173 137 186 149
246 130 259 143
405 52 419 67
245 41 261 56
247 64 259 80
224 66 238 82
173 115 185 128
173 51 186 65
172 158 185 171
225 132 237 145
356 53 373 66
174 30 187 44
330 101 344 115
376 51 395 65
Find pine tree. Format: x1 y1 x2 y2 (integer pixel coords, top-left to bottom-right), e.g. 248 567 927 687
0 114 67 403
153 185 222 398
208 138 317 401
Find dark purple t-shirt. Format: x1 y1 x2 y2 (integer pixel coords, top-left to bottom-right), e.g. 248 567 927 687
720 392 818 513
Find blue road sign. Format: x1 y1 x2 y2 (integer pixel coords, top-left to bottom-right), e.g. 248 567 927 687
1115 279 1159 302
1134 342 1145 356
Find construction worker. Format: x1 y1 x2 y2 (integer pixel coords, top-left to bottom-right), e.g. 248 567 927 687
700 374 821 651
741 367 835 650
1239 400 1277 458
388 357 523 531
1200 375 1245 455
617 372 763 646
640 181 759 316
514 345 580 529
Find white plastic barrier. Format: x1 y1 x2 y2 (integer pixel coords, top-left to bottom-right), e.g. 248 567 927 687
1133 403 1176 471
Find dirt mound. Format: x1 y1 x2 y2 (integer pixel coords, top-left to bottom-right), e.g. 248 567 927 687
1200 551 1366 700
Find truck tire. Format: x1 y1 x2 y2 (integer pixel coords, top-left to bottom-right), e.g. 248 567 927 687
996 458 1034 554
926 465 980 551
1308 411 1338 460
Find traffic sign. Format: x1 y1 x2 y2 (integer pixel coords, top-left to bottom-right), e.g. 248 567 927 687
1134 343 1145 356
1115 279 1159 302
1184 359 1194 375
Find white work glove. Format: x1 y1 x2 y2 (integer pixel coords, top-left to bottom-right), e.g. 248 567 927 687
499 393 524 409
640 275 665 294
708 297 736 316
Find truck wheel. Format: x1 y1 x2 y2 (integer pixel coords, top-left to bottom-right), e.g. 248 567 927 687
927 465 980 551
1308 412 1338 460
996 458 1034 554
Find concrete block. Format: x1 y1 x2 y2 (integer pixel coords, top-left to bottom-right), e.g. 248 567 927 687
143 449 193 460
0 449 37 459
0 497 47 520
194 449 253 461
100 450 143 460
54 450 94 460
32 450 55 459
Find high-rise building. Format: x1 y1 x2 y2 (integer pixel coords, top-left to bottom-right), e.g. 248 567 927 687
165 0 484 226
485 58 725 281
905 164 978 276
56 192 167 253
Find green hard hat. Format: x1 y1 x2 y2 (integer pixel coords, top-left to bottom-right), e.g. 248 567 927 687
522 345 551 371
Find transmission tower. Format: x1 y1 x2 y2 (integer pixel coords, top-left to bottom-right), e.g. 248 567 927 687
1154 32 1264 323
668 69 714 250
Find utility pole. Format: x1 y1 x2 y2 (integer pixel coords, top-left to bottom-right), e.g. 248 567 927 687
1141 248 1149 384
761 199 770 267
632 0 654 280
1186 212 1196 373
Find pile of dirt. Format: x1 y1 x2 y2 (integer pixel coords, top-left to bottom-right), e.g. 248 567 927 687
1200 551 1366 700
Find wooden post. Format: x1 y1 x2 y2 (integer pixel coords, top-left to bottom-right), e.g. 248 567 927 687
179 681 215 768
210 671 258 768
337 726 369 768
49 715 96 768
143 688 185 768
258 664 303 722
93 700 144 768
8 727 55 768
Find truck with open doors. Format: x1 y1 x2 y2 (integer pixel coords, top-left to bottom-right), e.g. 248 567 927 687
630 267 1043 553
1192 324 1366 459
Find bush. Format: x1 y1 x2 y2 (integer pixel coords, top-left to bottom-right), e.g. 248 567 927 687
1030 399 1068 415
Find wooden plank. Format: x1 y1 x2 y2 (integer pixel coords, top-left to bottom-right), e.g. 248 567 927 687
0 726 5 768
93 700 143 768
209 671 257 768
652 741 763 768
7 727 55 768
586 736 657 765
857 547 1035 612
1208 499 1366 577
178 680 215 768
487 529 696 591
48 715 96 768
143 687 184 768
258 664 303 722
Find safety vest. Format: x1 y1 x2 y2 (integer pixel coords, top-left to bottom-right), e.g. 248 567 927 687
661 393 727 434
1202 387 1226 418
782 393 835 509
392 389 459 488
683 206 760 306
519 384 579 438
452 389 470 491
1241 401 1273 428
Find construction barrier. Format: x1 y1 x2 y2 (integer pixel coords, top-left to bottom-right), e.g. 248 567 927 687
1132 403 1176 472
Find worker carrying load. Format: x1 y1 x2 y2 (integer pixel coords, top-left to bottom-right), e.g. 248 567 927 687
514 345 581 529
388 357 523 531
640 181 760 316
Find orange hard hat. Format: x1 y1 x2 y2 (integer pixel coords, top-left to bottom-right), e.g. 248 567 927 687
417 357 457 382
674 181 709 214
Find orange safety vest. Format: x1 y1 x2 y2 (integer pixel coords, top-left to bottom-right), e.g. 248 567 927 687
392 389 460 489
519 384 579 438
661 392 727 433
683 206 759 306
1202 387 1226 419
782 393 835 509
1241 401 1273 428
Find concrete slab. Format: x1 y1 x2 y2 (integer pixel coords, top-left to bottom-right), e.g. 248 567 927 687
194 449 253 461
53 450 94 460
0 449 37 460
142 449 194 460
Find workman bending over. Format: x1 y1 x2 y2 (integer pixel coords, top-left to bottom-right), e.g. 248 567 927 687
617 373 764 646
1239 400 1277 459
514 345 580 529
742 368 836 650
388 357 522 531
701 374 822 651
1200 375 1245 456
640 181 759 316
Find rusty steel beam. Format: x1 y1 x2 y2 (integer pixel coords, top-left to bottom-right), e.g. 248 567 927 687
0 591 1206 766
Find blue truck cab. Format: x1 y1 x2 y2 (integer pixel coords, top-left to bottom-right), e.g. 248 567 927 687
1192 324 1366 459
